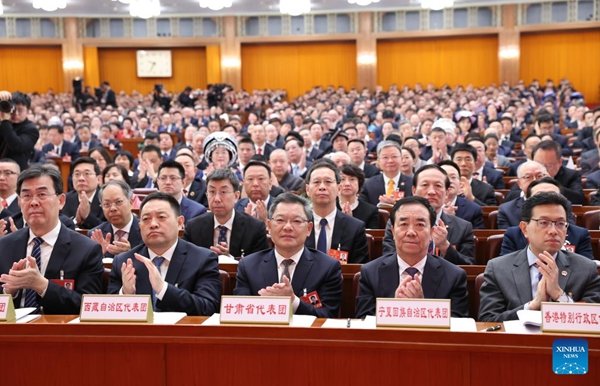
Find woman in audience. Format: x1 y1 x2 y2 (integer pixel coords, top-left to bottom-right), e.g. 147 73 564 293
338 164 379 229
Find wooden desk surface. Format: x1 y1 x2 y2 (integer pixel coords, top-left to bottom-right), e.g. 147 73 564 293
2 315 598 386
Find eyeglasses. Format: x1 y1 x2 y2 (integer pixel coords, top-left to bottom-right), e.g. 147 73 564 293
309 179 336 187
101 199 126 209
530 218 569 230
20 192 57 202
380 156 401 162
270 217 309 227
0 170 18 177
519 173 547 182
158 175 182 182
73 171 97 179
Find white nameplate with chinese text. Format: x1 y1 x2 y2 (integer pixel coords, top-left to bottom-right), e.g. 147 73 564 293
541 302 600 334
376 298 451 329
219 296 292 325
80 294 153 323
0 295 16 323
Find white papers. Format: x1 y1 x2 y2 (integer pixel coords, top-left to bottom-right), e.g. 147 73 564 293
218 255 238 264
102 257 113 265
517 310 542 327
503 320 542 334
450 317 477 332
321 317 377 329
68 312 186 325
201 313 316 327
14 308 41 324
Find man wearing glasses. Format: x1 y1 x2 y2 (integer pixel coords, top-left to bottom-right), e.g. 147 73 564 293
234 193 342 318
89 180 143 258
156 160 206 224
0 159 21 228
479 192 600 322
0 165 103 314
62 157 105 229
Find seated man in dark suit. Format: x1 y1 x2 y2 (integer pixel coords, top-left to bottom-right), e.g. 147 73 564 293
439 161 484 229
450 143 496 206
0 165 103 314
234 193 343 318
347 139 380 178
235 160 278 223
382 164 475 265
532 140 585 204
533 113 571 156
73 125 100 153
497 161 548 229
0 158 21 224
61 157 105 229
479 192 600 322
338 164 379 229
269 149 305 193
156 160 206 223
89 180 143 259
108 192 221 316
174 152 207 207
506 135 541 177
591 188 600 205
42 124 80 160
499 178 593 259
466 137 505 189
184 168 268 259
587 168 600 190
360 140 413 206
579 127 599 175
355 196 469 319
305 160 369 264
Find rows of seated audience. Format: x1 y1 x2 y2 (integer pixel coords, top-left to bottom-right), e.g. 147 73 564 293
0 79 599 324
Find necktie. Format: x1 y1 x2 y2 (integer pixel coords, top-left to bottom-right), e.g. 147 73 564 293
405 267 419 278
114 229 127 242
386 179 395 197
1 199 7 209
55 146 60 154
317 218 328 253
257 147 262 156
217 225 228 244
152 256 165 309
280 259 294 283
24 237 44 310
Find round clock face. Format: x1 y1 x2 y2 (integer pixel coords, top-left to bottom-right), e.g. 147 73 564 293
136 50 172 78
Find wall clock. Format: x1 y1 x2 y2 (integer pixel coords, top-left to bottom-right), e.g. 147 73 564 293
136 50 172 77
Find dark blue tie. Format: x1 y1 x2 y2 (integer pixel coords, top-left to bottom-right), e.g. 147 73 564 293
24 237 44 310
217 225 228 244
405 267 419 278
151 256 165 310
317 218 328 253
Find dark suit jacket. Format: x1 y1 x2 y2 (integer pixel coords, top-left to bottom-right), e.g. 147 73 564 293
61 189 105 229
383 212 475 265
233 248 343 318
479 249 600 321
42 141 80 160
362 163 381 178
180 196 206 223
88 217 143 258
278 172 305 192
183 211 268 258
554 166 585 205
360 173 413 206
186 178 208 207
507 158 526 177
0 225 103 314
482 164 505 189
305 211 369 264
234 195 277 213
471 179 497 206
355 254 469 319
586 169 600 189
497 197 524 229
591 189 600 205
351 199 379 230
454 196 484 229
499 225 593 259
108 240 221 316
0 119 39 171
74 139 101 153
580 148 599 176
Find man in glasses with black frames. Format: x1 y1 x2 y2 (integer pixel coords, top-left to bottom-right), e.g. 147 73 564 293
479 192 600 322
234 193 343 318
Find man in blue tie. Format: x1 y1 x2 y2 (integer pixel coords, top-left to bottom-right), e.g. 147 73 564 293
108 192 221 316
355 196 469 319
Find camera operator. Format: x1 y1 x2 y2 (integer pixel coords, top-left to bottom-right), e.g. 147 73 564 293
0 91 39 171
153 84 171 111
178 86 197 108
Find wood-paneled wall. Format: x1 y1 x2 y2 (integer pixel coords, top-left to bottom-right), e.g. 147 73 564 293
0 46 64 92
377 35 499 89
97 47 207 94
241 41 357 99
520 29 600 104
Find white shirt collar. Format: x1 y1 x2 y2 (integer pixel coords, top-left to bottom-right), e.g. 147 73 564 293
3 192 17 207
147 239 178 263
111 215 134 235
274 247 304 267
397 254 427 276
383 172 401 188
313 208 337 229
214 210 235 229
29 220 61 247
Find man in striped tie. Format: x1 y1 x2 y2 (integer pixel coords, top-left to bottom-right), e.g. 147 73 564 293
0 165 103 314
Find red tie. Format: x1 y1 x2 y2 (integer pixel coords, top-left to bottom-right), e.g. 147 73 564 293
1 199 7 209
257 147 262 156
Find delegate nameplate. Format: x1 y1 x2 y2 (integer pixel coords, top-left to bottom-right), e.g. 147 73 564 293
80 294 153 323
542 302 600 334
0 295 16 323
220 296 292 325
376 298 451 329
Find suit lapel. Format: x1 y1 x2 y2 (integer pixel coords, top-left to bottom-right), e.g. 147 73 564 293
165 241 187 285
201 215 215 247
555 251 571 291
511 249 533 304
133 246 152 294
261 250 279 287
378 255 400 298
45 225 70 279
229 213 244 255
290 249 314 295
306 226 316 249
330 212 344 250
422 255 443 297
129 217 143 247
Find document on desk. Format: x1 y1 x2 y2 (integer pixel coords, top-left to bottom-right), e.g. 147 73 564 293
503 320 542 334
517 310 542 327
202 313 316 327
450 317 477 332
68 312 186 325
15 308 41 324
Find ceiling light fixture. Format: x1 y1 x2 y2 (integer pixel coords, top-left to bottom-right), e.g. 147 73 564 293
198 0 233 11
112 0 131 4
280 0 311 16
420 0 454 11
32 0 67 12
129 0 161 19
0 1 4 16
348 0 380 6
